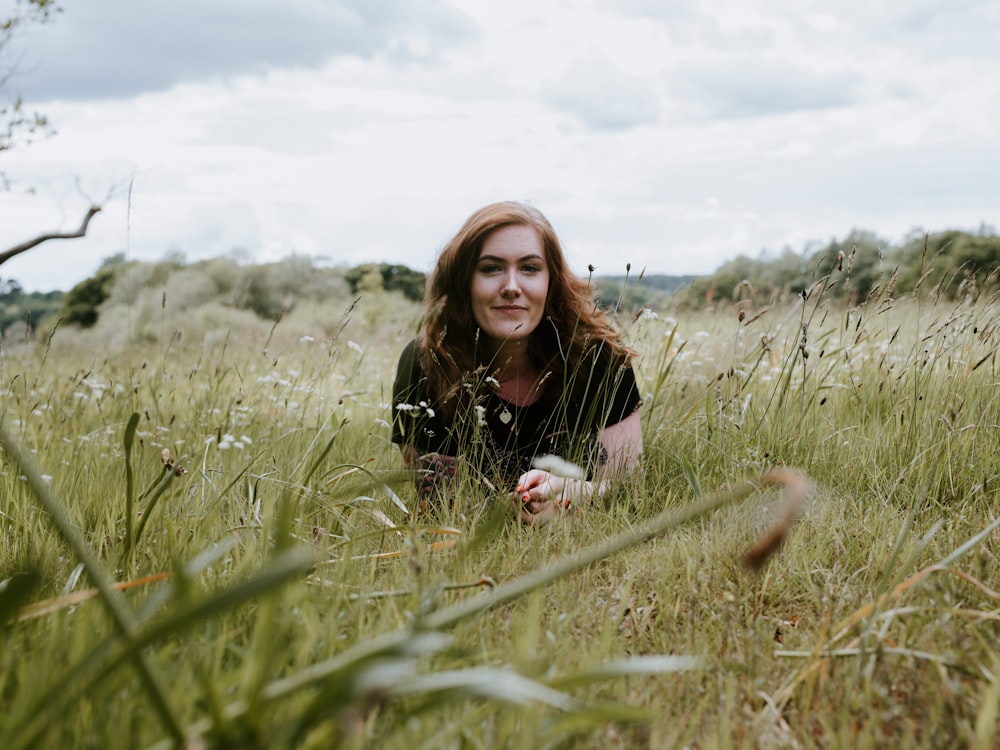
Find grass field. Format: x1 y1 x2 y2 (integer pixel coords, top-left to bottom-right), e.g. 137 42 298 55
1 281 998 748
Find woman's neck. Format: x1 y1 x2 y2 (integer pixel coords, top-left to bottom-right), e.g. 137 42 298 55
485 338 542 405
486 338 532 379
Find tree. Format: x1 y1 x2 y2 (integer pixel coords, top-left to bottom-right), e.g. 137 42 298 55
0 276 22 297
344 263 426 302
1 0 60 160
1 1 102 275
0 204 102 268
58 265 116 327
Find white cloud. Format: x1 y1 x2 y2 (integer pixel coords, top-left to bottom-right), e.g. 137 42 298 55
666 59 864 119
12 0 479 100
1 1 998 292
542 55 661 130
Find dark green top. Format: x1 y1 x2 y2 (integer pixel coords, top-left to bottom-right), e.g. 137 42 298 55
391 339 642 490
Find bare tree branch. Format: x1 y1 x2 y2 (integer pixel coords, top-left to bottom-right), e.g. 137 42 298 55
0 203 101 268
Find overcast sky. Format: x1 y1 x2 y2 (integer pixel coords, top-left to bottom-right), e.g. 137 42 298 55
1 0 998 292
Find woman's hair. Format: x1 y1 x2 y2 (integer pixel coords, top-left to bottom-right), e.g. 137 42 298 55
419 201 633 419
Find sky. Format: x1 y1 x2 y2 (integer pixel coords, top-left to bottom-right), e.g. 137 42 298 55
1 0 998 292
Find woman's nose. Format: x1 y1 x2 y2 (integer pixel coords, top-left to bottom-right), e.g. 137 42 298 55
501 270 521 296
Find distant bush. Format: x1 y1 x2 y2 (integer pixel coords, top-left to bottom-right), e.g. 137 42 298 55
896 230 1000 297
59 266 118 327
592 274 697 313
75 254 358 331
676 227 999 307
343 263 426 302
0 279 62 340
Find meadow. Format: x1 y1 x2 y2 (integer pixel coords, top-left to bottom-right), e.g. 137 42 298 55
1 273 999 748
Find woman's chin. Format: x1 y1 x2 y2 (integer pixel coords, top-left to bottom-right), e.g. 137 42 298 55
479 324 534 345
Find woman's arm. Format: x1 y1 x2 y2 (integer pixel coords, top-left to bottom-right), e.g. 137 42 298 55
399 444 418 466
516 410 643 524
595 410 644 477
400 445 459 502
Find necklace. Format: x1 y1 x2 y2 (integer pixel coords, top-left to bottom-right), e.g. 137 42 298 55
499 405 513 425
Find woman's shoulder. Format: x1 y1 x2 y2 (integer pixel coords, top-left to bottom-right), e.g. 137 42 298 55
398 337 421 361
579 339 634 373
394 337 425 382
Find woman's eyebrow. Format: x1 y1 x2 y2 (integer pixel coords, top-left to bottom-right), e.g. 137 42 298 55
477 253 545 262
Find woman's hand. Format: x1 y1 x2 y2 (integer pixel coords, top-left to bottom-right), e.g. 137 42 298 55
513 470 585 525
405 451 458 509
512 411 643 524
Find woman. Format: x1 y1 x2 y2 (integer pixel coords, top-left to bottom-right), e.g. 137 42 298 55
392 201 642 524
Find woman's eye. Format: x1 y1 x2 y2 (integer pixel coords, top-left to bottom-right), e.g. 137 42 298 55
478 264 502 274
522 264 542 274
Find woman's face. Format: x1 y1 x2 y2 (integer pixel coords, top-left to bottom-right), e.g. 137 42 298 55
470 224 550 346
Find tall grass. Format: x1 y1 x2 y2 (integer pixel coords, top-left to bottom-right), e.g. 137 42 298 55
1 278 998 748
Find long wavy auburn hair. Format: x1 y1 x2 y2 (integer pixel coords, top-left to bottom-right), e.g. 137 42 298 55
418 201 634 420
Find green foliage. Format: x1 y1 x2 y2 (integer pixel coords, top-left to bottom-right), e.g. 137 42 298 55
62 254 355 335
233 255 348 319
678 227 999 307
896 229 1000 297
344 262 426 302
592 273 697 313
58 265 117 328
0 279 61 338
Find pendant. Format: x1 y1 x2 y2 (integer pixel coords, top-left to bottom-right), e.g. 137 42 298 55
499 406 512 425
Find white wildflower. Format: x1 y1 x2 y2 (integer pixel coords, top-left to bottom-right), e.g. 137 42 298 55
299 335 316 343
256 372 291 386
532 455 586 480
475 405 487 427
81 377 107 395
348 340 364 354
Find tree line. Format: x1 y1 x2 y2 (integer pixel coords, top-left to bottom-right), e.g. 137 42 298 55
3 225 998 340
677 227 1000 307
0 256 430 340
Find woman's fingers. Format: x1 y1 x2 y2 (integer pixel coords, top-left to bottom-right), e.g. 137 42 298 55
518 497 577 525
516 471 563 502
515 469 547 492
510 472 580 525
521 502 557 525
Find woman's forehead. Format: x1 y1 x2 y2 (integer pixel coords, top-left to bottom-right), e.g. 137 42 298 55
478 224 545 257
